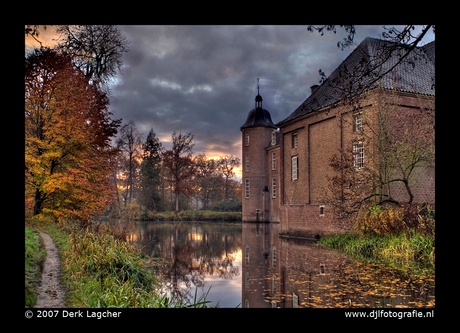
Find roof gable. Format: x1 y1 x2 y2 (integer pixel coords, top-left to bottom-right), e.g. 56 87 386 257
277 37 435 127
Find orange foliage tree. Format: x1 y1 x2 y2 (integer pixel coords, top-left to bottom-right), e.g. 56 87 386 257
25 48 121 221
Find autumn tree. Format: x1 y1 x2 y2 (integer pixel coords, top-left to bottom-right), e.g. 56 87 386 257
25 48 121 221
195 154 223 210
162 131 197 212
139 128 163 211
217 155 241 200
116 120 143 205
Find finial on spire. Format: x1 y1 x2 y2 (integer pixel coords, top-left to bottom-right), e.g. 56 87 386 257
255 78 263 108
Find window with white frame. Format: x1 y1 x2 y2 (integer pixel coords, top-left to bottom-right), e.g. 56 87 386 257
292 132 298 148
245 179 250 198
353 142 364 169
272 152 276 170
245 154 249 173
271 130 276 146
272 178 276 198
354 113 363 132
245 131 249 146
292 156 299 180
293 293 299 308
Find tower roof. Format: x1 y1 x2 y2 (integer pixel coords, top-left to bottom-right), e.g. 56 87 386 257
241 80 276 130
240 106 277 130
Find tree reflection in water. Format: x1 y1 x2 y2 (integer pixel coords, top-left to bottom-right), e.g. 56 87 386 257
127 221 242 305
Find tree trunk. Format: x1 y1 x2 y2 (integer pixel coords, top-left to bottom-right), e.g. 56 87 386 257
175 191 179 212
33 189 43 216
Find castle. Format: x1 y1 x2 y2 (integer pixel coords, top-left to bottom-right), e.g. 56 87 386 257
240 37 435 237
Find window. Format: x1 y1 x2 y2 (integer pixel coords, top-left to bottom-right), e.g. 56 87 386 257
272 275 277 294
245 245 250 266
292 132 298 148
272 152 276 170
320 263 326 275
245 179 250 198
354 113 363 132
353 142 364 169
245 154 249 173
245 131 249 146
293 293 299 308
272 178 276 199
272 246 277 267
271 130 276 146
292 156 299 180
319 205 325 217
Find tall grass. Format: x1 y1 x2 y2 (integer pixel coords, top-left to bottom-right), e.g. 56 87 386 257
318 231 435 276
142 210 242 222
25 227 46 307
63 224 216 307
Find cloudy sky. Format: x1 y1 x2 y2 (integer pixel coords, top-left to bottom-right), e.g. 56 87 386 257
25 25 435 166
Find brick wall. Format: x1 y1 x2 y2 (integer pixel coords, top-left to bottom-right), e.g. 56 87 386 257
242 127 273 221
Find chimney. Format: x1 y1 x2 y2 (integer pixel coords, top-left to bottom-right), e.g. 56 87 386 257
310 84 319 95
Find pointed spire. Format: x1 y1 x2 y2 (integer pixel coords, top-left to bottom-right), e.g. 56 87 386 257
255 78 263 108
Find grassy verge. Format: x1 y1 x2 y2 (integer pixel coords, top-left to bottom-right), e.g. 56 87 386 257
27 217 216 308
25 227 47 308
140 210 242 222
318 232 435 277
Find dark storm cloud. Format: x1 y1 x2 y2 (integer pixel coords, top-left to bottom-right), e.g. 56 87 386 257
107 25 434 159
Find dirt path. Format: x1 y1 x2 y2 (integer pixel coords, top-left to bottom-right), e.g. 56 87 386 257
35 230 66 308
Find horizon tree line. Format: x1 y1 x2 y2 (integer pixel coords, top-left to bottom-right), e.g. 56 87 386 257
111 120 242 215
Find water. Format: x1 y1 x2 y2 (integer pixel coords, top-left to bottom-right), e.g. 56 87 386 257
121 220 435 308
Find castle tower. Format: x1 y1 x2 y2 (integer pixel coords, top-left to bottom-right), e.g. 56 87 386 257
240 79 276 222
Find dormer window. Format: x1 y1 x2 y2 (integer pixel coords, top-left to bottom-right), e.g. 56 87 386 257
271 130 276 146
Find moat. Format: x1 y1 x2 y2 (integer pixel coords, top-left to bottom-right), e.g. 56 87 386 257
119 220 434 308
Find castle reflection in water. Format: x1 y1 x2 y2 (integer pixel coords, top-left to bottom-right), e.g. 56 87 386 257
241 222 434 308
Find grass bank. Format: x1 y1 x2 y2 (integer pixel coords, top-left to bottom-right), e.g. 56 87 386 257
318 232 435 277
25 227 46 307
27 217 216 308
139 209 242 222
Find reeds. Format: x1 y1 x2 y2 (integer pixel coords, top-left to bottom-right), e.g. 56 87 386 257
63 224 216 307
318 231 435 276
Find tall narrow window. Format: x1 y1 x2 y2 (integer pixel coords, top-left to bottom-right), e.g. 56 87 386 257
353 142 364 169
292 156 298 180
245 154 249 173
272 178 277 198
292 132 298 148
272 152 276 170
354 113 363 132
293 293 299 308
271 130 277 146
245 245 250 266
245 179 250 198
245 131 249 146
272 246 277 267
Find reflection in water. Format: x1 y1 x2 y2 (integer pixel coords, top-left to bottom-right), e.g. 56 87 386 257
242 222 435 308
121 220 434 308
126 221 242 307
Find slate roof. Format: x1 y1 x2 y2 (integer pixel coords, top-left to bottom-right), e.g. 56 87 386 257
240 106 277 130
277 37 435 127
